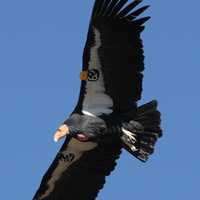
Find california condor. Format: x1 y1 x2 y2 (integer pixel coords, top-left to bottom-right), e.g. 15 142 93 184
33 0 162 199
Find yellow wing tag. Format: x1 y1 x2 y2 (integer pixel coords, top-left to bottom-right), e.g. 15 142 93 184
80 71 88 81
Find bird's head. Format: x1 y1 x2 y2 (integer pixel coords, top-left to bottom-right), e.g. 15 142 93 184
54 114 108 143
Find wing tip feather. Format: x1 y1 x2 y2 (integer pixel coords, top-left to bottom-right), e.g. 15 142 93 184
91 0 150 24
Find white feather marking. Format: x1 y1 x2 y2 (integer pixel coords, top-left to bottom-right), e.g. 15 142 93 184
122 128 137 140
82 110 96 117
121 128 137 152
82 28 113 117
131 146 138 152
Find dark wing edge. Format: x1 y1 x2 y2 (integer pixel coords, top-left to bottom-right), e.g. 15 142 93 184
32 138 122 200
74 0 151 114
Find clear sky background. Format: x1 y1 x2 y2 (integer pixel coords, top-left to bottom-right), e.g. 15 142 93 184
0 0 199 199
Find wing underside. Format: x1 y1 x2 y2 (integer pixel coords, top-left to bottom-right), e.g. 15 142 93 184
33 137 122 200
74 0 150 115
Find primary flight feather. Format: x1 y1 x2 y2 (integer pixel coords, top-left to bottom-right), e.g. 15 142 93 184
33 1 162 199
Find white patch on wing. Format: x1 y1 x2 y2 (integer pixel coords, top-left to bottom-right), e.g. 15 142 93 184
39 138 97 199
82 110 96 117
82 28 113 117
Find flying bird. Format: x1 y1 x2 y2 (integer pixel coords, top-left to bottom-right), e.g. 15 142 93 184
33 0 162 199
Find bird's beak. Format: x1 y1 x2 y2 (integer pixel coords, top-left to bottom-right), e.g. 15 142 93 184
53 124 70 142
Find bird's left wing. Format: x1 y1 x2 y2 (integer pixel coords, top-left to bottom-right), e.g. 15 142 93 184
33 137 121 200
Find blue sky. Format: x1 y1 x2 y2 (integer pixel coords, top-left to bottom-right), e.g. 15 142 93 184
0 0 199 199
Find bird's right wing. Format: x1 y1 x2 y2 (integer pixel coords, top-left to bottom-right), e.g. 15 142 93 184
74 0 150 116
33 137 122 200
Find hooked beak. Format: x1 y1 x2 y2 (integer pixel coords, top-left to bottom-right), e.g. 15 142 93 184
53 124 90 143
53 124 70 142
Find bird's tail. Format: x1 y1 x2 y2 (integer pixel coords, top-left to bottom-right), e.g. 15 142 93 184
121 100 162 162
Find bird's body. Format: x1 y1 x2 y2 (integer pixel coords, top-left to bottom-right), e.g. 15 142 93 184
33 1 162 199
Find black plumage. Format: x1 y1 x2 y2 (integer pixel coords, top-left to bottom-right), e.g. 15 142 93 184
33 136 122 200
75 0 151 114
33 1 162 199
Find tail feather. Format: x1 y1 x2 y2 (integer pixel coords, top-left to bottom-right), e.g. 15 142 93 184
121 100 162 162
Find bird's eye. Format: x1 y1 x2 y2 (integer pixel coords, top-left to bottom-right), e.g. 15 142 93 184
76 133 89 142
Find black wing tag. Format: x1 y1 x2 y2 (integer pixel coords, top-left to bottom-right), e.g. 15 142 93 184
88 69 100 81
57 152 75 163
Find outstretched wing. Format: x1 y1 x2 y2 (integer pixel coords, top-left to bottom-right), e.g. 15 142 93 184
74 0 150 116
33 137 122 200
